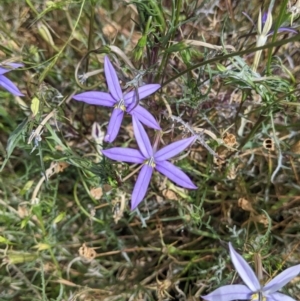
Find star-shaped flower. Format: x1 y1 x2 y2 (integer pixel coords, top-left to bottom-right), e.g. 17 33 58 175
0 62 24 96
102 117 197 210
73 56 161 143
202 242 300 301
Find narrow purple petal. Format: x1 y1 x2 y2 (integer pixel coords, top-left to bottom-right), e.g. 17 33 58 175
155 161 197 189
73 91 115 107
229 243 260 292
277 27 298 34
131 165 153 210
136 84 160 99
0 63 23 75
263 264 300 294
104 56 123 101
123 90 137 108
155 136 196 161
104 109 124 143
124 84 160 107
267 292 297 301
262 12 268 24
0 67 9 75
202 284 252 301
267 28 298 37
102 148 145 163
6 62 24 69
0 75 24 96
130 105 161 129
132 117 153 158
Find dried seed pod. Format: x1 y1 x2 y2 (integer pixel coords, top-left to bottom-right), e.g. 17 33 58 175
78 243 96 262
263 138 275 151
223 132 237 147
238 197 254 212
90 187 103 200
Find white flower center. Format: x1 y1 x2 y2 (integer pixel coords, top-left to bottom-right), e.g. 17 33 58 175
251 292 266 301
115 98 126 111
145 156 156 168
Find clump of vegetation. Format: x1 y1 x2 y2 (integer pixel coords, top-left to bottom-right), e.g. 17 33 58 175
1 0 300 300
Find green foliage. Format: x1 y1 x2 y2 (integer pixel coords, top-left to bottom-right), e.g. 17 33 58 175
1 0 300 300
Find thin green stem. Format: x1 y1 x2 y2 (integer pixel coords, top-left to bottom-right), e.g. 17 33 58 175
85 1 96 74
38 0 87 83
266 0 290 74
162 33 300 87
238 115 268 150
156 0 182 83
73 180 104 224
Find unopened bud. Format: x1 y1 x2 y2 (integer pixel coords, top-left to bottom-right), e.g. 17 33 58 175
92 122 104 144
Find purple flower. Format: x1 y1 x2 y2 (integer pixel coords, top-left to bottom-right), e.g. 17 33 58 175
0 62 24 96
202 242 300 301
102 117 197 210
73 56 161 143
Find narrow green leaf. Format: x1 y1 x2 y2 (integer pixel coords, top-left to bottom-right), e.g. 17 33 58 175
0 118 29 172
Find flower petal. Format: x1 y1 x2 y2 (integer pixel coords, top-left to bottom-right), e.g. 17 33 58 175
155 136 196 161
73 91 115 107
262 12 268 24
0 63 23 75
229 243 260 292
267 292 297 301
6 62 24 69
130 105 161 129
137 84 160 98
131 165 153 210
104 56 123 101
267 27 298 37
132 117 153 158
104 109 124 143
123 90 137 109
155 161 197 189
0 67 8 75
202 284 252 301
263 264 300 294
277 27 298 34
124 84 160 107
102 148 145 163
0 75 24 96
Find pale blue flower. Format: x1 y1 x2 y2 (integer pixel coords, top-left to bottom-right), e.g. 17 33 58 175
0 62 24 96
102 117 197 209
73 56 161 143
202 242 300 301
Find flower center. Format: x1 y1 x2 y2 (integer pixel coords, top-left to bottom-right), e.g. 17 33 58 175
251 292 266 301
145 156 156 168
115 98 126 111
